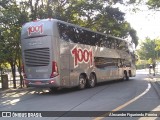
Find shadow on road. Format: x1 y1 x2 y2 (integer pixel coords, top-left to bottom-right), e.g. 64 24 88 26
39 78 135 95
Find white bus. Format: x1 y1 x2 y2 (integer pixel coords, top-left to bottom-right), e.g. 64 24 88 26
21 19 136 91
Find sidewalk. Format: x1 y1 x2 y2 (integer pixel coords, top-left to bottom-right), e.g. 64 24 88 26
0 85 35 94
148 73 160 86
148 73 160 99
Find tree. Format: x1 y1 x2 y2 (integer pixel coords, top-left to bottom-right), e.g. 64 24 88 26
137 38 160 61
0 29 6 79
54 0 139 46
147 0 160 10
0 1 26 88
18 0 138 46
144 0 160 58
155 39 160 51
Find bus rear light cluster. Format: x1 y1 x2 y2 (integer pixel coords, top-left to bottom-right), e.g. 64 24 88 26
50 61 59 78
49 80 55 84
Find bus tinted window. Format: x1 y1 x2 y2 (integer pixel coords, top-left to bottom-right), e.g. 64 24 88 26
58 22 129 51
106 38 112 48
94 57 119 68
58 23 69 41
119 41 126 50
58 22 99 46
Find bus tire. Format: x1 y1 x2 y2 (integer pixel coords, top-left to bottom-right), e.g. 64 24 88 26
78 74 87 90
123 71 129 81
87 73 96 88
129 70 132 77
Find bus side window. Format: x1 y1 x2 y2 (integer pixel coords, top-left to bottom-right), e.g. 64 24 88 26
101 37 108 48
119 41 126 50
91 33 97 46
58 23 64 39
67 26 76 43
88 31 96 46
58 23 70 41
76 28 84 44
98 35 105 47
120 59 124 67
84 30 90 45
62 30 70 41
74 27 80 44
115 39 119 49
106 38 112 48
111 39 115 49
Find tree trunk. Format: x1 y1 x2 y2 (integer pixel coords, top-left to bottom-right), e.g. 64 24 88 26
18 56 23 88
10 63 16 89
0 66 3 83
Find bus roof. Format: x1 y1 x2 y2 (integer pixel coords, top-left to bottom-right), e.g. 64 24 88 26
22 18 129 43
54 19 129 43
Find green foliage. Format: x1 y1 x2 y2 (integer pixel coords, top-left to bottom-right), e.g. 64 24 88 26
59 0 138 46
0 1 27 88
148 58 153 64
155 39 160 51
137 38 160 62
136 59 148 69
14 0 138 46
147 0 160 9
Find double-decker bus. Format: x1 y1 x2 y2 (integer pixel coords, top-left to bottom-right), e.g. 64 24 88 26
21 19 136 91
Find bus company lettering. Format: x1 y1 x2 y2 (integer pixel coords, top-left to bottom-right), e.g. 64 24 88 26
28 24 43 36
71 46 93 68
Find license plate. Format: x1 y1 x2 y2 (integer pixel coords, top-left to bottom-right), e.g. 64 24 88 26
35 81 42 85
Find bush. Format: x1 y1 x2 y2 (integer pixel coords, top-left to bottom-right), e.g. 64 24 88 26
136 64 149 69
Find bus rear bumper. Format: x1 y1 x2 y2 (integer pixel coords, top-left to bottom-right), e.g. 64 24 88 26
24 76 60 88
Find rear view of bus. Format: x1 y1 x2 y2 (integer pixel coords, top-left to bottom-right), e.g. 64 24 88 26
21 19 59 88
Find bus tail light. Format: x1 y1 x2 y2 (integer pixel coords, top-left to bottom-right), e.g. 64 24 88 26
49 80 55 84
50 61 59 78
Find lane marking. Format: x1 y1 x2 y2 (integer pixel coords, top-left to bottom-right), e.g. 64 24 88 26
94 83 151 120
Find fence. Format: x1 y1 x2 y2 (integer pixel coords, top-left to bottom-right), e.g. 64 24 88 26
0 75 21 89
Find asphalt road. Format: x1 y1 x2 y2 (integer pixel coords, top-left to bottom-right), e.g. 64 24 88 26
0 70 160 120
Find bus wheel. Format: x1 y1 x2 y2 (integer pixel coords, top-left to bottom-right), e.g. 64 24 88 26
123 71 129 81
87 73 96 88
78 74 86 90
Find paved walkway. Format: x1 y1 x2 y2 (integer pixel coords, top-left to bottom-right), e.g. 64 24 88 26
148 73 160 86
0 86 35 94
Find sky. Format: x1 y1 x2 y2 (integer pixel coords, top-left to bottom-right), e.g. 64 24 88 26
116 3 160 41
125 10 160 40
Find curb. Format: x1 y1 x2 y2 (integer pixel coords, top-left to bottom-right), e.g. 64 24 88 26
148 74 160 86
157 81 160 87
148 74 160 98
150 82 160 98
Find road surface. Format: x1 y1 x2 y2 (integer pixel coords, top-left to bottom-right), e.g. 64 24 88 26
0 69 160 120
